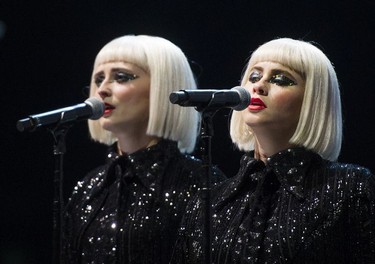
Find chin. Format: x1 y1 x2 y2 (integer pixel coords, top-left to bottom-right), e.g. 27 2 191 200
243 116 263 126
99 119 114 131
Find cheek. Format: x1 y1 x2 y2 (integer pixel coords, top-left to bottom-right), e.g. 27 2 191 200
115 87 132 101
116 87 150 112
271 91 303 114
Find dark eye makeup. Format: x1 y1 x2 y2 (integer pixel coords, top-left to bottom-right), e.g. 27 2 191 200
94 71 139 87
249 71 262 83
94 75 105 87
249 71 297 87
114 72 138 83
268 74 297 86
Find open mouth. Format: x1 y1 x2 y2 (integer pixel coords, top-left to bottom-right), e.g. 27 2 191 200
250 98 266 107
105 103 115 110
104 103 115 115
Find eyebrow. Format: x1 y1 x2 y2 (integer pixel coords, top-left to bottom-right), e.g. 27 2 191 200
93 67 135 77
252 66 290 74
111 67 134 73
251 66 301 80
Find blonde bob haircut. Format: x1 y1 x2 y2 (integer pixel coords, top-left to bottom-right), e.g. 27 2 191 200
230 38 342 161
88 35 199 153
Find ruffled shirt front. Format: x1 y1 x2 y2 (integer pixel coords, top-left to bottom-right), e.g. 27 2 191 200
62 140 225 264
172 148 375 263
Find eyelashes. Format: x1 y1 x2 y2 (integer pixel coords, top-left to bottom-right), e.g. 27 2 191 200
268 74 297 86
94 72 139 87
94 75 105 87
249 72 297 86
114 72 138 83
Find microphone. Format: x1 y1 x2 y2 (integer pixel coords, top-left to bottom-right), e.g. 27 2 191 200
16 97 105 132
169 86 250 111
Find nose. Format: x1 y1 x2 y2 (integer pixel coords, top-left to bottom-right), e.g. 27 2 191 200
252 81 268 96
97 82 112 100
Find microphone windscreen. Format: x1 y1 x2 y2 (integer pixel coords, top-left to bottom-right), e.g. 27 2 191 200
231 87 251 111
85 97 105 120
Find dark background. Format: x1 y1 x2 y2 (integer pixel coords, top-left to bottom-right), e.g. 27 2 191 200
1 0 374 263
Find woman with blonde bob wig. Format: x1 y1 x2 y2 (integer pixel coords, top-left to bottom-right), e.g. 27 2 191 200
62 35 225 264
88 34 199 153
230 38 342 161
172 38 375 263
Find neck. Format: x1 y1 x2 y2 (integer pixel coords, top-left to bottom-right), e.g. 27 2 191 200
252 128 296 163
116 134 161 155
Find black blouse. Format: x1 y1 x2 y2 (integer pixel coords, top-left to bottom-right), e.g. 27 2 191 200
62 140 225 264
171 147 375 263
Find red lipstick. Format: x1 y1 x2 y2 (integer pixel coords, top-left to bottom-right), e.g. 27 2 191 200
104 103 115 116
248 98 267 111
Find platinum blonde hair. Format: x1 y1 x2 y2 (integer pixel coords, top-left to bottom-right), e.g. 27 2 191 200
88 35 199 153
230 38 342 161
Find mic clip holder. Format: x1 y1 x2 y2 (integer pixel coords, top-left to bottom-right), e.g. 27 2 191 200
194 92 231 112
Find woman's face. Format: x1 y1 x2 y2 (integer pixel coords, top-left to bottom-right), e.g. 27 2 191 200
242 61 305 137
92 61 151 135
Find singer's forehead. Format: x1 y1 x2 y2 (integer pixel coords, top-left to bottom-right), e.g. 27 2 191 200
250 61 303 78
249 61 305 87
249 46 306 78
94 44 149 73
94 61 147 75
251 61 294 72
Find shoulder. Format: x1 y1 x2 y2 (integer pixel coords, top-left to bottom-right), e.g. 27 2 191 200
170 153 204 171
324 161 375 197
325 161 373 180
168 153 226 183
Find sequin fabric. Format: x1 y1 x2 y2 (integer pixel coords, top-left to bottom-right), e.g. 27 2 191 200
62 140 225 264
171 147 375 263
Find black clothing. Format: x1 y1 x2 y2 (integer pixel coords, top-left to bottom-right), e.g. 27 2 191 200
62 140 225 264
172 147 375 263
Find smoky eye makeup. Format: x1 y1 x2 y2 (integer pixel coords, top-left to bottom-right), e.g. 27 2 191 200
248 69 297 87
114 71 138 83
268 74 297 86
94 74 105 87
93 71 139 87
249 71 262 83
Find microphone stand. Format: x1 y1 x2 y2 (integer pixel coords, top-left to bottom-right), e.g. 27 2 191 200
196 102 220 264
48 123 72 264
16 101 104 264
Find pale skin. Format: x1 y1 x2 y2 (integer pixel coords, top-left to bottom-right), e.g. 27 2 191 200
93 61 160 154
242 61 306 163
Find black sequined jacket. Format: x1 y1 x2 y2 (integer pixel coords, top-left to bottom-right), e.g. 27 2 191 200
171 147 375 264
62 140 225 264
